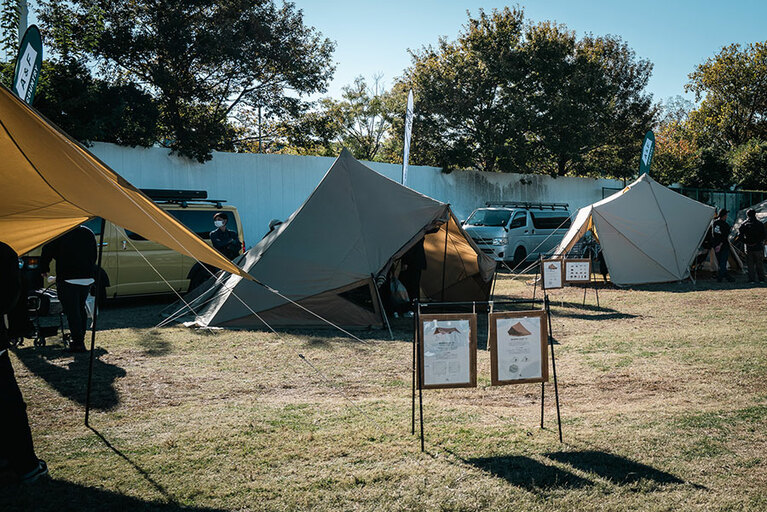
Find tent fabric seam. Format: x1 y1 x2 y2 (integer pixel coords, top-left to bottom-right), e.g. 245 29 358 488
645 179 682 276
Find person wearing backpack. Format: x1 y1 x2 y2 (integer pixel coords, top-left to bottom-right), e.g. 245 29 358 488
0 241 48 484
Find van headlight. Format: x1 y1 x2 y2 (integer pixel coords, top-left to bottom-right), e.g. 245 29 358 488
492 237 508 246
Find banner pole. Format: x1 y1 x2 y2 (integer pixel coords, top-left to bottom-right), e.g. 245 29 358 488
85 218 106 427
545 295 563 442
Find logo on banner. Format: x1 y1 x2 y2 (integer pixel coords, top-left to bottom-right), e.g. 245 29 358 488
12 25 43 104
639 130 655 176
401 89 414 185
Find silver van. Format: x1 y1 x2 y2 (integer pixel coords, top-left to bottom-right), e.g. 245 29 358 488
463 202 571 266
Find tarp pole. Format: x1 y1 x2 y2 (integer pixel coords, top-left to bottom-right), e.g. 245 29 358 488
85 217 106 427
371 274 393 340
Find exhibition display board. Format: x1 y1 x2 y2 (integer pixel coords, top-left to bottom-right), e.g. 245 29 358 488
489 311 549 385
564 259 591 283
542 259 563 290
418 314 477 389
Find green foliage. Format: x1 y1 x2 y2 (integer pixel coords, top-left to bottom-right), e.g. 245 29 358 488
277 75 394 161
395 7 656 176
731 138 767 189
1 59 159 146
39 0 335 162
0 0 20 60
686 41 767 149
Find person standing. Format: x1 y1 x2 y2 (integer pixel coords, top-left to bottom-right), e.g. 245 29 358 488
210 212 241 260
711 209 734 283
40 225 97 352
739 209 766 283
0 241 48 483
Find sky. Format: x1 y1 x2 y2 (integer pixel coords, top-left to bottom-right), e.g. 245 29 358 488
295 0 767 106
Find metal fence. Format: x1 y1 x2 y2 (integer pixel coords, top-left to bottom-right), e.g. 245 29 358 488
602 186 767 213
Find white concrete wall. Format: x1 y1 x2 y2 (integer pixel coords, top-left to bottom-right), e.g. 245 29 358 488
89 142 624 249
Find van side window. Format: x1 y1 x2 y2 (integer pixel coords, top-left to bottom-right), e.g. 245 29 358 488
530 212 571 229
169 210 239 240
509 211 527 229
83 217 103 236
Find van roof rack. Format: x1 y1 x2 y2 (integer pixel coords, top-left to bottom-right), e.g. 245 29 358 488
140 189 227 209
485 201 569 210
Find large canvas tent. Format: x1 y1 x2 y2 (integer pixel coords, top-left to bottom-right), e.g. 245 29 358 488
0 85 248 279
553 174 715 286
190 150 495 328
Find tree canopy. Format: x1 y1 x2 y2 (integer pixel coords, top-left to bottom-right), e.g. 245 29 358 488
38 0 335 162
394 7 656 176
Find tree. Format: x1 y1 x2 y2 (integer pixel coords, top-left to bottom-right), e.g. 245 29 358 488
686 41 767 149
276 75 395 161
396 8 656 176
1 59 159 146
40 0 335 162
402 7 530 173
731 139 767 189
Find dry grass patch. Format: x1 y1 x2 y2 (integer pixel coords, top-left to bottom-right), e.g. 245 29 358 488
1 275 766 511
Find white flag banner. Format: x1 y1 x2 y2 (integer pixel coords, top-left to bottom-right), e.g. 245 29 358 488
401 89 414 185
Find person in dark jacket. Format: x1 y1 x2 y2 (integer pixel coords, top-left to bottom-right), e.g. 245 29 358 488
210 212 241 260
739 209 766 283
711 209 734 282
40 226 97 352
0 241 48 483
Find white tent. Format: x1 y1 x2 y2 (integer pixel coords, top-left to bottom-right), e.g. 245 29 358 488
553 174 715 286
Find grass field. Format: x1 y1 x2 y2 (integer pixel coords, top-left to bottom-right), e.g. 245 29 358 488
1 273 766 511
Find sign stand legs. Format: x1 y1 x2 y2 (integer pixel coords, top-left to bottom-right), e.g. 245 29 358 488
544 295 563 442
415 303 425 452
85 218 106 427
411 300 417 435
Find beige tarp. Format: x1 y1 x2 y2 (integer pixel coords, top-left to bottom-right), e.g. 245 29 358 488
0 85 249 279
192 150 495 328
553 174 715 286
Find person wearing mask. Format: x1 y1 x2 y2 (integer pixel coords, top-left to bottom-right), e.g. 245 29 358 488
738 208 766 283
0 241 48 483
210 212 241 260
711 209 734 283
40 226 97 352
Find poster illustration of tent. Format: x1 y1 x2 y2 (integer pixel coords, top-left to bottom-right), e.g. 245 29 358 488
542 259 563 289
419 313 477 389
564 258 591 283
489 311 549 385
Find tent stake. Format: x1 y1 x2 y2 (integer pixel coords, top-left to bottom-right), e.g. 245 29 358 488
85 217 106 427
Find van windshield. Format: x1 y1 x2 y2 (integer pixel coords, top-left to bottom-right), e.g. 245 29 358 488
465 209 511 227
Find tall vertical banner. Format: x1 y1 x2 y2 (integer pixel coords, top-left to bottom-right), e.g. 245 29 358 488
401 89 414 185
12 24 42 105
639 130 655 176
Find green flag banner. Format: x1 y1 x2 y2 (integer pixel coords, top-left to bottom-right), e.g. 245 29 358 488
12 24 43 104
639 130 655 176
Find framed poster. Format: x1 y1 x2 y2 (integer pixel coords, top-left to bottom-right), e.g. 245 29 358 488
489 310 549 386
564 258 591 283
419 313 477 389
541 259 563 290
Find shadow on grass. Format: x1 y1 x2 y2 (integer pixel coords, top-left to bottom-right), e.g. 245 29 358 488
545 450 685 486
0 478 225 512
548 300 638 321
13 346 125 410
135 330 173 357
467 455 593 490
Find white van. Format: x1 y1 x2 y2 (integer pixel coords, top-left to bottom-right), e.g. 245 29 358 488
463 202 571 266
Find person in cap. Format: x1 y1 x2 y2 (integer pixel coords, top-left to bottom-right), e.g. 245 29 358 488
40 225 97 352
210 212 241 260
738 208 766 283
711 209 734 282
0 241 48 484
